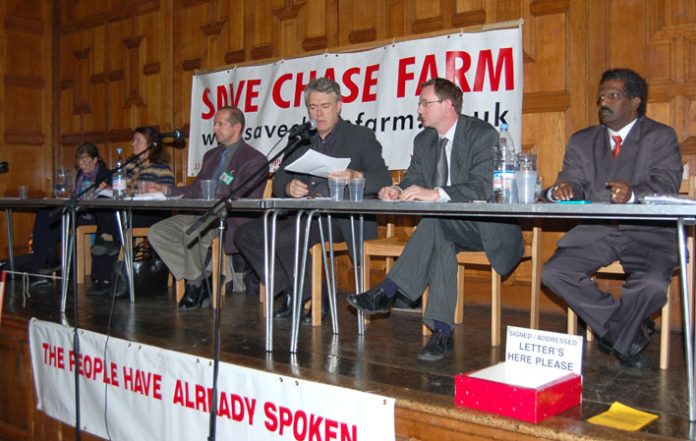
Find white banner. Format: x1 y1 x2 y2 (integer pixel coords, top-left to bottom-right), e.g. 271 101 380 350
29 319 395 440
188 26 523 175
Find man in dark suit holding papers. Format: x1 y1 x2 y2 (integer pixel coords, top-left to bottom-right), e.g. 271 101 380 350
542 68 682 369
347 78 523 361
235 77 391 320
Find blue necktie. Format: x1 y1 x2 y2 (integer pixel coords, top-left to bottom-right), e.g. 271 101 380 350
211 148 232 181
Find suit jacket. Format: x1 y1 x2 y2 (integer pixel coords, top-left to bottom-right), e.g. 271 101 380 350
273 118 392 249
553 116 682 254
400 114 524 276
171 140 268 253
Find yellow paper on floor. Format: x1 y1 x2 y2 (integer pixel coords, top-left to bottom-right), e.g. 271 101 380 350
587 401 658 431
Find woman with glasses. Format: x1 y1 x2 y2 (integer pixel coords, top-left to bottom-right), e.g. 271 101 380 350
29 143 111 289
87 126 175 296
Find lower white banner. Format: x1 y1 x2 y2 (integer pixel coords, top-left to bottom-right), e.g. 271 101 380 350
29 319 395 440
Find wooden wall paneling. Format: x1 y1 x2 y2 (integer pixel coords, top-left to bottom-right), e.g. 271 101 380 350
451 0 486 28
250 0 275 60
302 0 330 52
384 0 409 39
173 0 208 185
273 0 305 57
338 0 381 46
411 0 444 35
2 0 53 257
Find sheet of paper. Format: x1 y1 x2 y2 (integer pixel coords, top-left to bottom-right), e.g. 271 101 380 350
587 402 658 431
284 150 351 178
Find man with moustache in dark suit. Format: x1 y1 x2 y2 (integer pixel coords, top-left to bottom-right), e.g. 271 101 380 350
347 78 524 362
148 106 268 309
542 68 682 369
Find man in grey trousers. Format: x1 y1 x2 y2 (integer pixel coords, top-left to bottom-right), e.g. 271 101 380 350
347 78 523 361
148 106 267 309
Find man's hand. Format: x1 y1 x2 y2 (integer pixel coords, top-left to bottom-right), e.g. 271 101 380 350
606 180 632 204
551 181 575 201
328 169 363 180
285 179 309 198
378 186 401 201
144 182 169 195
399 185 440 201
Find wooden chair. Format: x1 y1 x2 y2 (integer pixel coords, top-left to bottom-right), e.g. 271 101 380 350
566 172 696 370
259 239 349 325
76 225 97 283
362 221 542 346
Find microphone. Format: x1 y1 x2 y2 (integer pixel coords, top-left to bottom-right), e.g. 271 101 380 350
288 120 317 138
158 129 186 142
0 161 7 174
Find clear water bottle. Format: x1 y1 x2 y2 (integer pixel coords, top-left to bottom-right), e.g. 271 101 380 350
494 123 518 203
112 147 127 199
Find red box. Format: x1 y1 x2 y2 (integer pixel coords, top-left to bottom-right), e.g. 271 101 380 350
455 362 582 423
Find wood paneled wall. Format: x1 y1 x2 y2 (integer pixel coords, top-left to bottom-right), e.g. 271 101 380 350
1 0 695 310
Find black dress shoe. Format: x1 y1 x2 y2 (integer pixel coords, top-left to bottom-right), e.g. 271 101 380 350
273 290 293 319
418 331 453 361
598 319 653 355
302 301 329 325
179 284 203 309
91 238 120 257
87 280 111 296
346 287 394 314
615 349 649 369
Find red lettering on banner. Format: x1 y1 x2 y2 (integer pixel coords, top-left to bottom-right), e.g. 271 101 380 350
294 410 308 440
473 48 514 91
42 342 65 369
195 382 208 411
201 79 262 117
121 366 161 399
272 73 293 108
446 51 472 92
279 405 293 436
216 391 257 424
294 71 318 107
416 54 438 92
396 56 416 97
341 67 361 103
395 48 514 97
361 64 379 102
308 413 324 440
264 402 278 431
245 79 261 112
65 351 118 385
264 402 357 441
201 88 216 120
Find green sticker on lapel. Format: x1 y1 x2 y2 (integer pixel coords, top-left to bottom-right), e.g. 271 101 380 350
219 171 234 185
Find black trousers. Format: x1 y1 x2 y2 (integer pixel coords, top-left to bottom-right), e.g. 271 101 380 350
234 214 345 300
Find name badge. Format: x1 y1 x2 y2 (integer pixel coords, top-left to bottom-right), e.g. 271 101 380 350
219 171 234 185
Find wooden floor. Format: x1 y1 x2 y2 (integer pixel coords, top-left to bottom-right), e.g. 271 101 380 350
2 276 695 440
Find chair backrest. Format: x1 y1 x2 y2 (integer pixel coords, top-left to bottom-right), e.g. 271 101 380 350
262 178 273 199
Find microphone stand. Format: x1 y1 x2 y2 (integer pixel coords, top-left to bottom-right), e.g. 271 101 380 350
202 130 312 441
54 140 165 441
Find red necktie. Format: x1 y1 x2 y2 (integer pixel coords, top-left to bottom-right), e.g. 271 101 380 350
611 135 622 159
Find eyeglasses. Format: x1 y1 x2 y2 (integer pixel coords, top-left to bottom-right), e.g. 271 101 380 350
417 99 443 109
76 155 93 164
597 91 627 102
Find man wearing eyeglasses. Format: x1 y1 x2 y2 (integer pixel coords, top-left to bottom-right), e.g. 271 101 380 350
348 77 523 361
542 68 682 369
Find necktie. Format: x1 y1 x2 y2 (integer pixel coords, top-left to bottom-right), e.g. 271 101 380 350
611 135 622 160
211 147 232 181
435 137 449 187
